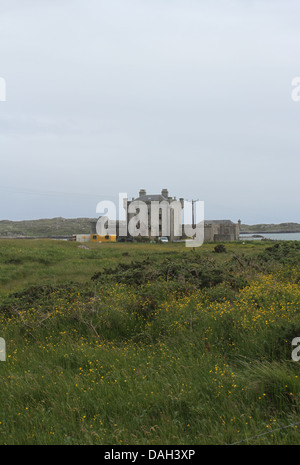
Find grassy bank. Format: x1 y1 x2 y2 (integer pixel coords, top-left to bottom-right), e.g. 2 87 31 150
0 239 299 444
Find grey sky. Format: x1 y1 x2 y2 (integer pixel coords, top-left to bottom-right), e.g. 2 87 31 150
0 0 300 223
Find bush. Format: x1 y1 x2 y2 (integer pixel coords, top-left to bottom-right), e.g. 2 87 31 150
214 244 227 253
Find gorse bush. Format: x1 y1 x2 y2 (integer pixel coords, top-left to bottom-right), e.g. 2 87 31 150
259 241 300 264
91 254 248 292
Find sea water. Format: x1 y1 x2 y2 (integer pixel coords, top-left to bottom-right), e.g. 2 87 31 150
239 232 300 241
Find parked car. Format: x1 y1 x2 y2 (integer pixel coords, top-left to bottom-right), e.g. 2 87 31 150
159 236 169 243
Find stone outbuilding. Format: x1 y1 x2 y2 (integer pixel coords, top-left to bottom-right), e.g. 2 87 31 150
203 219 241 242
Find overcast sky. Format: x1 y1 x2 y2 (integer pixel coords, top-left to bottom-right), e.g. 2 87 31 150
0 0 300 224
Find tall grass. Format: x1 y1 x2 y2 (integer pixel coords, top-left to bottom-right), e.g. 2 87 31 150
0 239 299 444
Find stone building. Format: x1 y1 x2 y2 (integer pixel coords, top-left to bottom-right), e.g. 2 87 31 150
124 189 184 241
203 219 241 242
91 189 241 242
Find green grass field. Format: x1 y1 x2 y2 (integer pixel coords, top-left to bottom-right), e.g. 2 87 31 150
0 239 299 445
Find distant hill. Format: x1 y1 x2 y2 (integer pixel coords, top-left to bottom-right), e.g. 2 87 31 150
241 222 300 234
0 217 96 237
0 218 300 238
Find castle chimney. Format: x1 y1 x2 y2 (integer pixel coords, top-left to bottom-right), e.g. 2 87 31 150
139 189 146 197
161 188 169 198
